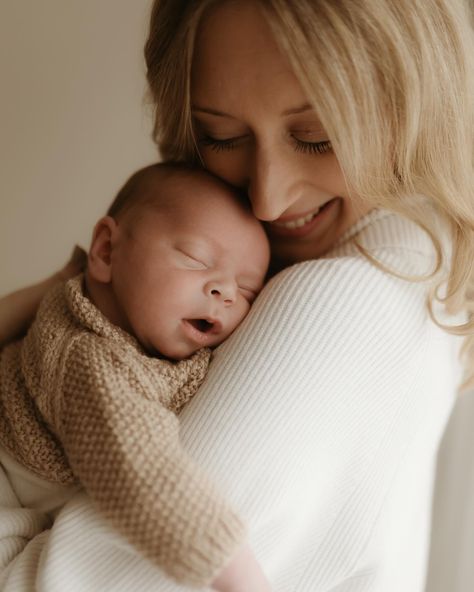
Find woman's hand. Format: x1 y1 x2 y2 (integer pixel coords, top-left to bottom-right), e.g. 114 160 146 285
211 544 272 592
56 245 88 282
0 245 87 347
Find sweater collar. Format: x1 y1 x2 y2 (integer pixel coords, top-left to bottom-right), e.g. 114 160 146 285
331 207 393 250
64 274 144 352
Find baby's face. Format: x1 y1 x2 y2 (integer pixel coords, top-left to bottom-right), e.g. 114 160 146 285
110 177 270 359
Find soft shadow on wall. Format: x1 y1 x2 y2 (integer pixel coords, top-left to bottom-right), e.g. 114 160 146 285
426 392 474 592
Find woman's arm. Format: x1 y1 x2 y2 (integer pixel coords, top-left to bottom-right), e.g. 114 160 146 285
0 253 457 591
0 247 86 347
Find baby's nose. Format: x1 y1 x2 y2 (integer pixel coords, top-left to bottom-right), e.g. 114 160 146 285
205 280 237 305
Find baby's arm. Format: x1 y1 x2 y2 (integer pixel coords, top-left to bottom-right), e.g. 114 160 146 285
55 335 269 589
0 247 86 347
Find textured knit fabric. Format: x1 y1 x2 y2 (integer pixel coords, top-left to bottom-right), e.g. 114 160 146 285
0 208 464 592
0 276 245 587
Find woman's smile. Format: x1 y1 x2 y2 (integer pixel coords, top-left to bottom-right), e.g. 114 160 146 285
267 197 341 238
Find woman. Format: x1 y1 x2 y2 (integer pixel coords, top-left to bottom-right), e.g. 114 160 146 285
1 1 473 590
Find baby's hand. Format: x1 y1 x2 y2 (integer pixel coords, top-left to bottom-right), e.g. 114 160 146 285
211 543 272 592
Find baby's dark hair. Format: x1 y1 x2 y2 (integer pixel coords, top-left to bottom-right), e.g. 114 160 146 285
107 162 249 221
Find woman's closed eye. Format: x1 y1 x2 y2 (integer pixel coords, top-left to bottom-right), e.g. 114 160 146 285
290 128 332 154
198 133 247 152
198 133 332 155
293 137 332 155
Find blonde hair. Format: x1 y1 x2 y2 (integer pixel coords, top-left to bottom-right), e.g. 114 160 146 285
145 0 474 389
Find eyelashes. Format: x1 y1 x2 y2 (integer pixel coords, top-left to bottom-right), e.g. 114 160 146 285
238 286 258 302
198 134 332 155
178 251 208 270
199 135 239 152
177 250 257 302
293 138 332 155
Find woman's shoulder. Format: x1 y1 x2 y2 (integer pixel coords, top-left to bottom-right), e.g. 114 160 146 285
260 255 425 342
331 207 440 274
266 208 440 305
268 212 427 299
227 206 461 380
248 209 446 358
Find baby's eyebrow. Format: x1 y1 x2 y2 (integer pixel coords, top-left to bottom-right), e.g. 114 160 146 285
179 232 222 248
175 237 213 252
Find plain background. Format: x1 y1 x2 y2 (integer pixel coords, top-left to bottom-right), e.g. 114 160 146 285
1 2 473 590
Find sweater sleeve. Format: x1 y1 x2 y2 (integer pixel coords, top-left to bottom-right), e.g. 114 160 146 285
54 337 246 588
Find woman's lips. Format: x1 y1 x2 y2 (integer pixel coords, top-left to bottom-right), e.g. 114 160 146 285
266 197 341 239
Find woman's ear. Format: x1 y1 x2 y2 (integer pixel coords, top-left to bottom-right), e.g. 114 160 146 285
87 216 118 284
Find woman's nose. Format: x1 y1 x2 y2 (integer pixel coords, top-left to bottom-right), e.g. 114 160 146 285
204 280 237 305
247 145 290 221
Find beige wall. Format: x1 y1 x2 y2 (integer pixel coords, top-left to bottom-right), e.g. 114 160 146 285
1 3 473 591
0 0 156 294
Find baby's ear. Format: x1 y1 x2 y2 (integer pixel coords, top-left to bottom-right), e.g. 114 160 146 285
88 216 118 283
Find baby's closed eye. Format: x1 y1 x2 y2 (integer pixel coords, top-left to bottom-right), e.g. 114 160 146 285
176 250 208 270
238 286 258 303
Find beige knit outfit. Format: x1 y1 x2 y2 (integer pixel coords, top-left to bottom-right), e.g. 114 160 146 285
0 275 245 587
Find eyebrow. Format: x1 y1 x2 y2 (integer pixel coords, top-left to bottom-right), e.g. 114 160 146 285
281 103 313 116
191 103 314 118
191 106 231 118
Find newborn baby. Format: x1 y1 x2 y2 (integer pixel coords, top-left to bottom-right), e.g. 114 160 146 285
0 163 271 591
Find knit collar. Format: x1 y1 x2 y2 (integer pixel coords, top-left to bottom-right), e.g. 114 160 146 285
331 207 393 251
64 274 145 353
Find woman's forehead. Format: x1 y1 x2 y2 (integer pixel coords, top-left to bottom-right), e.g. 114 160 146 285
194 1 275 58
192 1 295 98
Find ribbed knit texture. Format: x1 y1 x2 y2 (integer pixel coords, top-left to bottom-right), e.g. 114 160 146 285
0 276 246 587
0 209 463 591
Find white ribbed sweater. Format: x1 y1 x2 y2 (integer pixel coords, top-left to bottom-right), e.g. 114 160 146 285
0 209 463 592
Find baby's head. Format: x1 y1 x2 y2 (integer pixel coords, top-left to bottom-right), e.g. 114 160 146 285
85 163 270 359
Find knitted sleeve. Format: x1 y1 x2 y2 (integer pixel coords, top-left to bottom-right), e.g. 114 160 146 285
54 336 246 588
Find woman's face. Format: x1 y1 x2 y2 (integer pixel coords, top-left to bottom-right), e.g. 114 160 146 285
191 0 372 266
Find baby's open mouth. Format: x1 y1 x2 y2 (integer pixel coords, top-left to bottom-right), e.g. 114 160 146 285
182 318 223 345
187 319 215 333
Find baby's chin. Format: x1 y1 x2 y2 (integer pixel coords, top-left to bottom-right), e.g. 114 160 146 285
142 343 194 361
139 320 230 360
145 339 202 361
163 347 201 361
